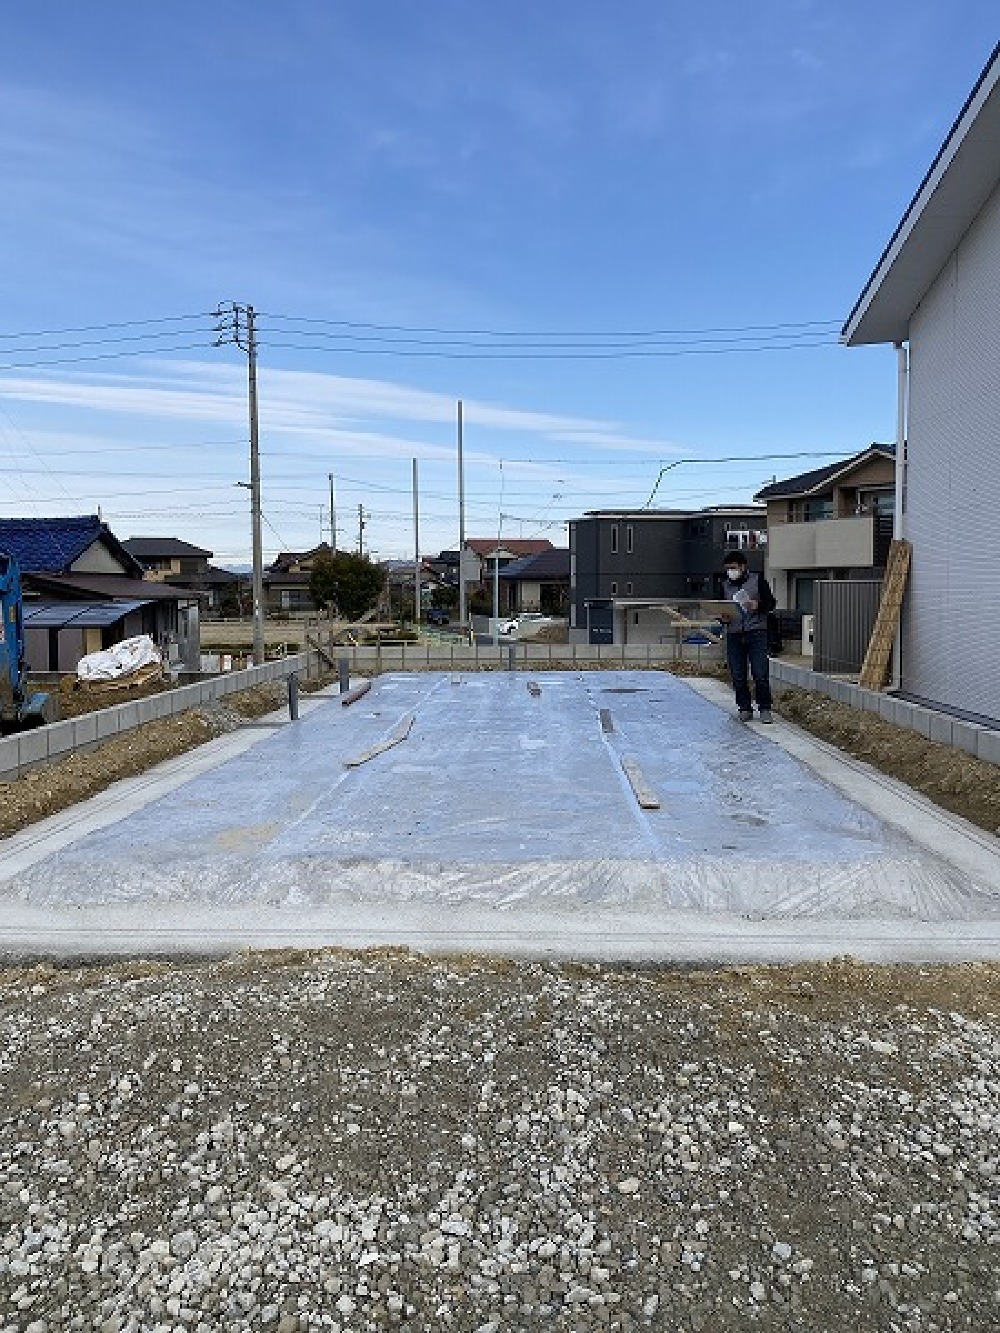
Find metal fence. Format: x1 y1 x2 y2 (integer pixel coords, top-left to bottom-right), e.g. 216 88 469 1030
814 580 882 675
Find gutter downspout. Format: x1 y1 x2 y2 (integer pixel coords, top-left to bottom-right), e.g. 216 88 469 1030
890 341 909 691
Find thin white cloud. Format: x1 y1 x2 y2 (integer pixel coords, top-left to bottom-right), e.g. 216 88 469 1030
0 361 678 460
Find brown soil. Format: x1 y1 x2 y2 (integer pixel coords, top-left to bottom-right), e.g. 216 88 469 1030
774 686 1000 838
53 671 182 721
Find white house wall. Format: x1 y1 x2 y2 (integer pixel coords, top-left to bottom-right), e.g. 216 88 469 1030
905 179 1000 725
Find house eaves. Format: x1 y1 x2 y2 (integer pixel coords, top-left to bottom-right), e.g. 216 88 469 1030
754 445 895 501
843 43 1000 347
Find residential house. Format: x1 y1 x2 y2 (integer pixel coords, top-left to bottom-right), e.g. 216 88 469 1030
462 538 554 607
379 558 444 620
569 506 766 644
424 550 460 586
263 544 333 615
842 42 1000 727
497 548 570 616
754 444 895 613
123 536 242 617
0 515 200 672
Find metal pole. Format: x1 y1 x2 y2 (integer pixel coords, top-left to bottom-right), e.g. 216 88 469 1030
492 462 503 645
358 503 364 555
457 400 466 628
329 473 337 552
413 458 421 626
893 343 908 542
247 306 265 667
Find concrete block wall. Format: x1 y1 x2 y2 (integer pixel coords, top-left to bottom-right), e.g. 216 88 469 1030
337 640 723 673
770 659 999 768
0 652 315 782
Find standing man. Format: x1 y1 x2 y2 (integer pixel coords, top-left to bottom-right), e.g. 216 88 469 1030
721 549 776 723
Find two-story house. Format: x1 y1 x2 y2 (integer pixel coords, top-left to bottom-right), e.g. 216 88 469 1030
262 545 334 616
569 506 767 644
842 43 1000 728
123 536 243 618
753 444 896 614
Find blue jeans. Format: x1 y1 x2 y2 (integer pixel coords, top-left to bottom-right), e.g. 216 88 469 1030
726 628 772 713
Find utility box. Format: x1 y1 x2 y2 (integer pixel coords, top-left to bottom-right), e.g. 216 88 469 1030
801 614 815 659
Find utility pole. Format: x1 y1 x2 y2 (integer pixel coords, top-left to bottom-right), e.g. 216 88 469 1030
457 400 466 627
215 302 265 666
492 461 504 645
357 503 365 555
412 458 421 626
328 473 337 553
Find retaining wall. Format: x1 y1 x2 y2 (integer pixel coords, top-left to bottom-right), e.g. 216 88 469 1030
0 653 315 781
770 659 1000 768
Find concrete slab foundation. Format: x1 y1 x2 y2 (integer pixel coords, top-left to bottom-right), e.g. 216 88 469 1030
1 672 998 961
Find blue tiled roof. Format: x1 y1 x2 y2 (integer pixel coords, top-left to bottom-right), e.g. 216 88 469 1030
0 515 106 573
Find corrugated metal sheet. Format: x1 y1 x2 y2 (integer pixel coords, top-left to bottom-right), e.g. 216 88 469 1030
814 581 882 675
904 180 1000 725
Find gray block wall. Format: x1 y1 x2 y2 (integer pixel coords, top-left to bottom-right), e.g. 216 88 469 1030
0 653 315 782
769 660 999 768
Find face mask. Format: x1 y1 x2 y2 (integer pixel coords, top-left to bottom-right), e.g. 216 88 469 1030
725 569 742 582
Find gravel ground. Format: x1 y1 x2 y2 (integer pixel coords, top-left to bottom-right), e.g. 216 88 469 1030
2 951 999 1332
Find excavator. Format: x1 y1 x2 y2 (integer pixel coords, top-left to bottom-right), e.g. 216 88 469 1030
0 551 49 734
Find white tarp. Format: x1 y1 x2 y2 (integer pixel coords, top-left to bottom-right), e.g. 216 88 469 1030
77 635 162 683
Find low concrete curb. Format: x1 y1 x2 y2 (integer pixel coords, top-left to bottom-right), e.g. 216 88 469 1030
770 658 1000 767
0 652 316 781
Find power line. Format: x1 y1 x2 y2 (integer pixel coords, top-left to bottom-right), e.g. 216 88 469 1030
257 336 837 361
260 312 840 337
0 341 217 372
0 312 216 341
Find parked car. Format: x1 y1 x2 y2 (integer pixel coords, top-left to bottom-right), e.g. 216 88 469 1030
496 618 519 635
426 607 450 625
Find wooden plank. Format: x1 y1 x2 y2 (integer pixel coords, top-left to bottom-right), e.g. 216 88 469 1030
340 679 373 707
620 757 660 810
859 539 912 690
306 632 339 669
344 714 414 768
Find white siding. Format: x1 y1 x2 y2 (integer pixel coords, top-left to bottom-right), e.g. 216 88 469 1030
904 181 1000 724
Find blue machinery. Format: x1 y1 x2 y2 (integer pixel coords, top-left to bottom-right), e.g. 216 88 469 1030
0 552 49 734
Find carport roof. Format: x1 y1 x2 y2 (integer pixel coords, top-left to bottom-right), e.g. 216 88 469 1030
23 600 151 629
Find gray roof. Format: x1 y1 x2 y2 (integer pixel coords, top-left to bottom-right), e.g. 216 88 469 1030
124 537 213 560
754 444 895 501
843 43 1000 345
498 548 570 581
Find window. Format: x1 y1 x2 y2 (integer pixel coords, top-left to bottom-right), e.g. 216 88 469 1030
626 581 633 595
634 612 640 626
626 524 634 553
610 526 619 554
610 581 618 595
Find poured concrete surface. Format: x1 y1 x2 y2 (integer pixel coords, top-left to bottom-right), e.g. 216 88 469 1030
1 671 998 960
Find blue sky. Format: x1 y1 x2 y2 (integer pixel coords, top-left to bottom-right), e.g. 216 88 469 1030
0 3 996 563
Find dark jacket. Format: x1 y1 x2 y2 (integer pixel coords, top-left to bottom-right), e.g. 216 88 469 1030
722 570 776 635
